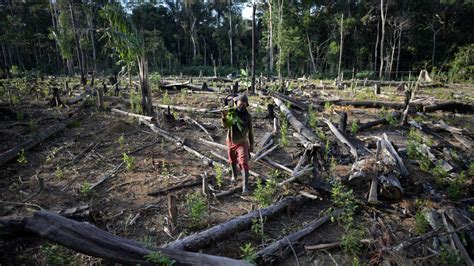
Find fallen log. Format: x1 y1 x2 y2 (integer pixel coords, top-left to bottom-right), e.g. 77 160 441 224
23 210 249 265
273 97 319 144
148 177 203 197
270 91 309 110
323 119 358 159
256 209 343 264
423 101 474 114
184 116 214 141
382 133 409 176
111 108 154 122
0 116 78 166
155 104 220 114
357 112 400 132
163 195 307 251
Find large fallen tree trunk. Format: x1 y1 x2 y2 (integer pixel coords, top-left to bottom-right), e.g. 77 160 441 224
256 209 342 264
163 195 307 251
270 91 309 110
357 112 401 132
21 210 249 265
323 119 358 159
423 101 474 114
273 97 319 144
0 116 78 166
155 104 221 115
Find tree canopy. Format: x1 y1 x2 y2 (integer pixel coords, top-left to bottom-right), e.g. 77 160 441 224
0 0 473 80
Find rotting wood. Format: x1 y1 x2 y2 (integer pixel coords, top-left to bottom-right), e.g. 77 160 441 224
270 91 309 110
0 116 79 166
111 108 154 122
163 195 307 251
253 144 279 162
273 97 319 144
167 194 177 235
357 112 400 132
22 211 250 266
382 133 409 176
155 104 219 114
323 118 358 159
441 212 473 265
255 209 343 264
184 116 214 141
423 101 474 114
148 177 203 196
305 239 373 250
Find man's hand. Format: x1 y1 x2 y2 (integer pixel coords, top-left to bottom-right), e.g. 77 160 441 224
221 110 227 118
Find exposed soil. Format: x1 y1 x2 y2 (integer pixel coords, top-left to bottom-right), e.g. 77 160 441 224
1 76 473 265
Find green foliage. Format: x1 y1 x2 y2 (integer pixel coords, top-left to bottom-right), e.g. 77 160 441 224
162 90 171 105
40 243 73 265
224 107 244 132
439 244 462 265
407 128 432 172
414 212 430 235
280 113 289 147
253 178 277 207
28 119 39 132
308 105 318 129
449 43 474 82
240 243 257 265
79 180 94 200
67 120 81 128
432 161 448 186
342 227 365 255
54 166 64 179
251 216 266 240
331 181 363 255
145 251 175 266
118 133 125 150
324 102 334 113
331 181 358 227
350 120 358 134
214 164 223 188
447 172 467 201
139 235 156 249
468 162 474 177
123 153 135 171
17 149 27 165
130 90 143 114
324 138 331 161
185 192 207 224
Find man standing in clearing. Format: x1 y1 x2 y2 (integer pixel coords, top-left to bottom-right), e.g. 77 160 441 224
221 94 254 195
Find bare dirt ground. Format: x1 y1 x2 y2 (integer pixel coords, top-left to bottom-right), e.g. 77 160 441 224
0 76 473 265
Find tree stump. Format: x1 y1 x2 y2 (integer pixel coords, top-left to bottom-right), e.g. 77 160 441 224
167 194 177 235
374 83 381 94
338 112 347 133
49 87 66 108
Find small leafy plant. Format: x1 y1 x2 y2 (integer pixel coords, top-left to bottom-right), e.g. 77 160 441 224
308 105 318 129
145 251 175 266
224 107 244 132
185 192 207 225
251 216 266 240
350 120 359 134
17 149 27 164
240 243 257 264
79 180 94 200
40 243 73 265
55 166 64 179
118 133 125 150
447 172 467 201
253 178 277 207
123 153 135 171
414 212 430 235
214 164 223 188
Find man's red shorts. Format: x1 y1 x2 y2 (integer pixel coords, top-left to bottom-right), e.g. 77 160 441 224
226 140 250 171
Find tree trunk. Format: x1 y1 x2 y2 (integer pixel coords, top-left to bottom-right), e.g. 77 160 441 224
268 0 274 74
22 211 250 266
396 29 402 78
306 32 317 74
228 0 233 68
69 1 86 85
251 3 256 94
163 195 306 251
338 14 344 81
379 0 386 80
273 97 318 143
138 57 153 116
374 18 380 74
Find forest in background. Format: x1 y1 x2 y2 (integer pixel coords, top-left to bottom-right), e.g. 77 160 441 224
0 0 473 81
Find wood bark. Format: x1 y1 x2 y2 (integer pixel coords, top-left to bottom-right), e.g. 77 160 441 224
357 112 400 132
163 195 307 251
323 119 358 159
148 178 202 197
0 116 77 166
23 211 249 266
273 97 317 144
256 209 342 264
